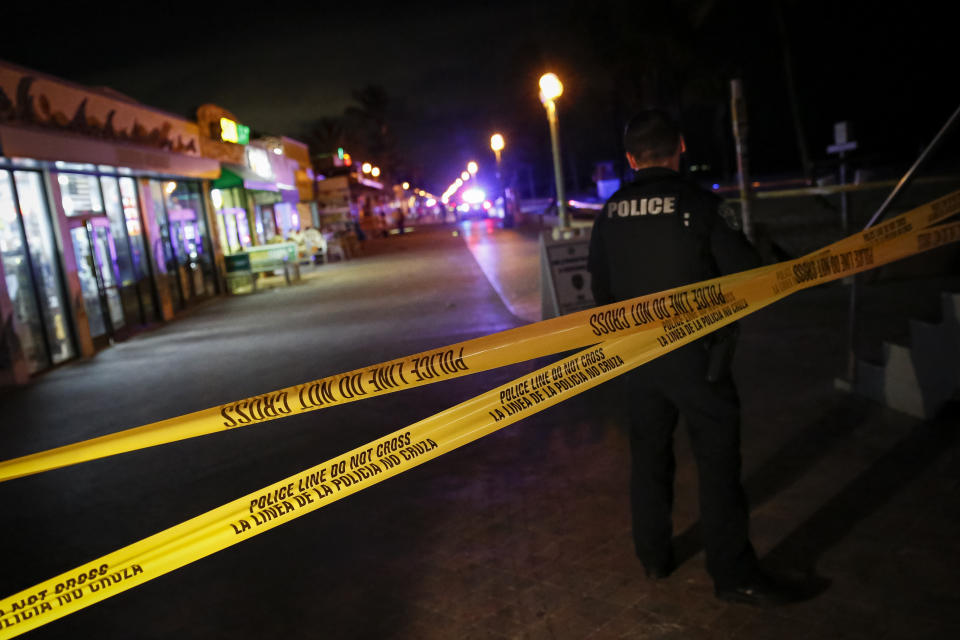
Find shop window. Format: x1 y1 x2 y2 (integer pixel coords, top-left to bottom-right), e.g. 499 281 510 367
274 203 298 237
0 171 46 372
260 205 277 241
54 162 97 172
0 170 74 373
235 211 252 247
155 179 216 299
164 181 200 265
212 187 251 253
100 177 136 286
119 177 149 280
58 172 104 217
14 171 73 364
10 158 41 169
148 180 175 274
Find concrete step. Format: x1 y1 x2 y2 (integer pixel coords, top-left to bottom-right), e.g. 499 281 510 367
847 292 960 418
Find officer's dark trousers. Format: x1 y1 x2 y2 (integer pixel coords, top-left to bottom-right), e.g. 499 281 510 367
624 341 758 588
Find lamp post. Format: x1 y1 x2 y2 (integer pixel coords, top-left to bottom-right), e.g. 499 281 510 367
490 134 504 164
539 72 567 229
491 133 510 226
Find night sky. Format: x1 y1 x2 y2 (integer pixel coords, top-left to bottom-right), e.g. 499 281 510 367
2 0 957 195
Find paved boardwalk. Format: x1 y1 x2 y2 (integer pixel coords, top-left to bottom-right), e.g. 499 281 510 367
1 223 958 639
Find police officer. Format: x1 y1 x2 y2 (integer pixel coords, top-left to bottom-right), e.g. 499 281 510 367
588 109 802 606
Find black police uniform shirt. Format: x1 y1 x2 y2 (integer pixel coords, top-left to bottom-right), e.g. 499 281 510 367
588 167 760 306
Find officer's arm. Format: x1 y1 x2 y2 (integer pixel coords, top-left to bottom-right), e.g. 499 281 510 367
710 202 761 275
588 217 615 305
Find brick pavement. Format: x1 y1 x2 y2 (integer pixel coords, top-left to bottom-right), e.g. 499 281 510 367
1 223 957 639
454 220 960 639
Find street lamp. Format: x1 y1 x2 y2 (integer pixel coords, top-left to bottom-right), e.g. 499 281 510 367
371 166 381 178
402 181 410 190
461 170 470 181
467 161 478 175
490 134 504 162
490 133 510 226
538 72 568 229
361 162 372 175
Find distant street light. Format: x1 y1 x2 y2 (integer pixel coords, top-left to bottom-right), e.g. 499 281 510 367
361 162 372 174
371 166 381 178
490 133 510 226
538 72 568 229
490 133 504 159
402 181 410 190
467 161 478 175
461 170 470 181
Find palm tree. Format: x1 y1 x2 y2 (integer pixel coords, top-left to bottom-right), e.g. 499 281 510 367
344 85 399 176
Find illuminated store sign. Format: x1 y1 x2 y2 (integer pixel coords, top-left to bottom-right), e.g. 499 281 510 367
219 117 250 145
245 146 274 179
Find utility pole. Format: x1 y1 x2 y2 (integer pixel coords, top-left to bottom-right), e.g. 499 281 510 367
730 78 754 241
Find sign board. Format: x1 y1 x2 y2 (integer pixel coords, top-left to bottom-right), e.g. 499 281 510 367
539 228 595 319
247 242 297 272
245 146 274 180
315 175 353 220
0 61 202 156
223 253 251 274
219 117 250 145
828 120 857 155
827 141 857 155
196 104 246 165
357 176 383 190
834 121 849 145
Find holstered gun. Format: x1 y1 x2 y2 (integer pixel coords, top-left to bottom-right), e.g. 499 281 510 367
706 323 739 383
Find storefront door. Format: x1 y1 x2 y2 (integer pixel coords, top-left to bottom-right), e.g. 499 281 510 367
168 209 206 298
149 179 217 306
68 216 126 345
56 169 160 341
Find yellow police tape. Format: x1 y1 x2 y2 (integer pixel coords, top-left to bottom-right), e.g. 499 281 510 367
2 189 959 485
1 192 959 636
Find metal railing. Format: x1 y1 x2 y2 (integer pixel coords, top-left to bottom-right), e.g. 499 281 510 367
843 102 960 383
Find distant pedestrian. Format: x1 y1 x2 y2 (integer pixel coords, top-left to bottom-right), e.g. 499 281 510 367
588 108 807 606
353 219 366 243
379 211 389 238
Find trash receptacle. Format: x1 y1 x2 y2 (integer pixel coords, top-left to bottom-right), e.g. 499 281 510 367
224 253 254 294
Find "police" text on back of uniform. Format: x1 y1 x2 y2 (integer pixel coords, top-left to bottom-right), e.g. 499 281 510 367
606 196 677 218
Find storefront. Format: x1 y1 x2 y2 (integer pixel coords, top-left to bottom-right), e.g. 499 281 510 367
198 105 273 256
210 182 250 254
0 61 220 382
209 153 282 255
201 117 309 257
258 135 316 237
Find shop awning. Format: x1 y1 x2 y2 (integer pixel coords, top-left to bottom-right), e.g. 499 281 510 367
0 124 221 179
214 164 279 192
280 187 300 204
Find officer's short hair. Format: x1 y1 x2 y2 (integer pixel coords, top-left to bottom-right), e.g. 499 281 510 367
623 109 681 163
